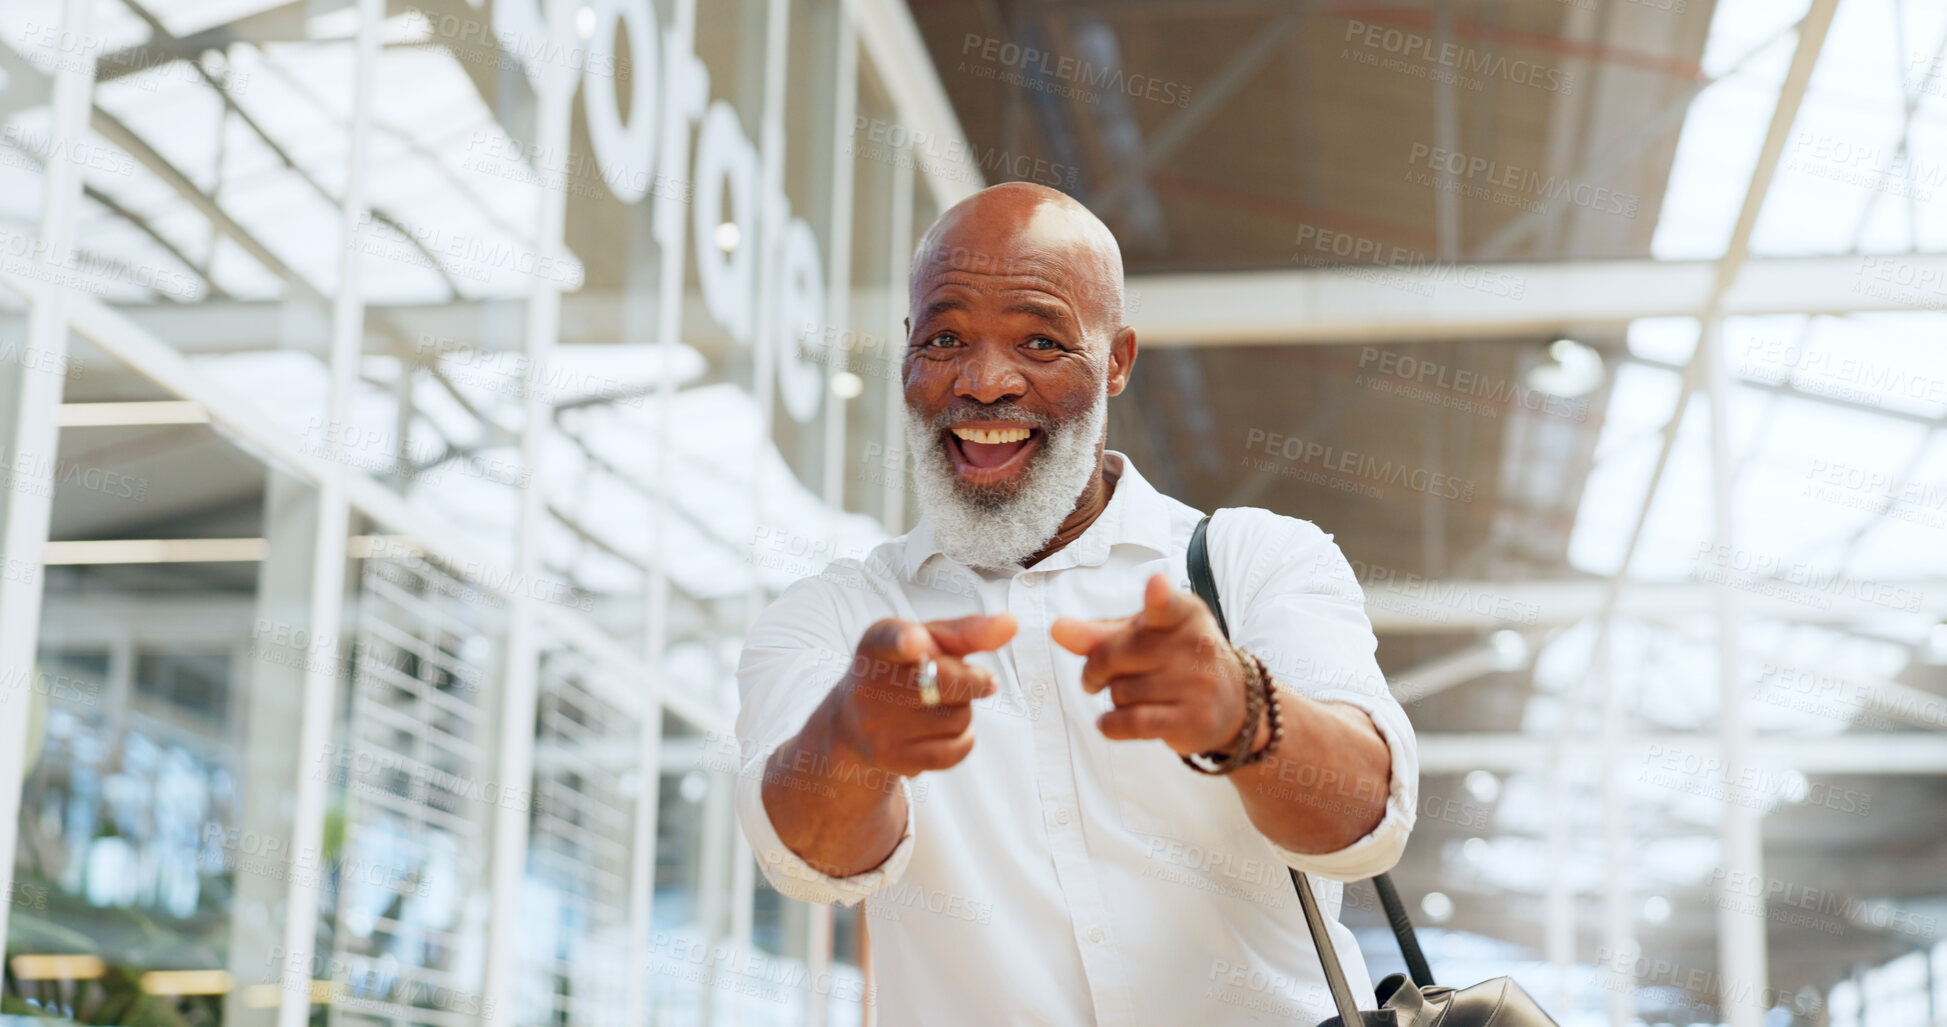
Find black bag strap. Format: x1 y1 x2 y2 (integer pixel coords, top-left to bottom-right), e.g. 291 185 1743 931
1372 872 1435 988
1187 512 1437 1013
1186 513 1229 638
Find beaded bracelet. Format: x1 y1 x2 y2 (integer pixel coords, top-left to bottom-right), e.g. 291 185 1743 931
1181 645 1284 775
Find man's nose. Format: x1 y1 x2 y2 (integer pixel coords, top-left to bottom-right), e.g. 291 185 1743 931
953 346 1027 404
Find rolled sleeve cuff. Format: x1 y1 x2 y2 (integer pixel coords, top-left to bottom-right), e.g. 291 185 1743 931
736 744 918 906
1266 691 1418 882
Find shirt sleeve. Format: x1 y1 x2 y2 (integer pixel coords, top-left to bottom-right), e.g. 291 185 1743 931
1210 508 1418 883
735 567 917 906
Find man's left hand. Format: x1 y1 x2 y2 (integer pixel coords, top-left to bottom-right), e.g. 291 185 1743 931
1051 573 1255 757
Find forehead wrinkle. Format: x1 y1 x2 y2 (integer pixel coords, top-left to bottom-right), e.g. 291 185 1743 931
911 258 1089 328
912 278 1080 331
916 251 1073 288
1004 299 1073 329
908 184 1126 337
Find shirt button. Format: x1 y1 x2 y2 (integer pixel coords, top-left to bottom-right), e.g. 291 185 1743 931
1030 681 1048 698
1055 808 1072 825
1086 926 1105 944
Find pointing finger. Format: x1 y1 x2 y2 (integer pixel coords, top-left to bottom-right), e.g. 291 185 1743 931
1139 573 1199 630
925 613 1019 657
858 619 934 666
1051 616 1127 656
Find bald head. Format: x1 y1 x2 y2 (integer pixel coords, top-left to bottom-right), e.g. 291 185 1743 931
910 182 1127 340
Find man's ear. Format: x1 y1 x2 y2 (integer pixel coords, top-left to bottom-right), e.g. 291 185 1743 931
1106 326 1138 397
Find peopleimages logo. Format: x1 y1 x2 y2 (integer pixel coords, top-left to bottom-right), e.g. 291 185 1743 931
1356 347 1586 422
1405 143 1639 217
1241 428 1478 502
1591 948 1815 1015
1690 541 1922 613
1705 868 1936 937
958 34 1192 108
1343 18 1575 95
1291 226 1528 301
849 116 1078 191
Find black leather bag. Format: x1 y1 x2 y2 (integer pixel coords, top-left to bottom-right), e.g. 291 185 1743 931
1189 514 1559 1027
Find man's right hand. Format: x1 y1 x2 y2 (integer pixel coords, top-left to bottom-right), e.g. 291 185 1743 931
829 613 1019 778
762 612 1015 879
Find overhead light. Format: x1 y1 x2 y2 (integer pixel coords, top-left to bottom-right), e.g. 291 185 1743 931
1923 623 1947 665
1642 895 1671 924
241 981 335 1007
1462 770 1500 804
575 4 596 39
1420 891 1455 923
141 969 233 995
43 538 269 565
714 221 741 253
1461 837 1489 864
830 371 865 400
1526 338 1603 398
57 401 208 427
10 954 106 980
1487 629 1529 672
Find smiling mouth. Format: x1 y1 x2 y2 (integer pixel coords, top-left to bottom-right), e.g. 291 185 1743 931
945 425 1043 483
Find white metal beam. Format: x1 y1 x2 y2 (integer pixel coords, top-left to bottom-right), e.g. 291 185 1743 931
1703 8 1844 1017
83 249 1947 360
1360 577 1947 632
0 0 94 989
1123 253 1947 347
482 0 576 1009
727 0 794 1003
629 0 698 1018
272 0 381 1021
1419 732 1947 775
880 156 915 532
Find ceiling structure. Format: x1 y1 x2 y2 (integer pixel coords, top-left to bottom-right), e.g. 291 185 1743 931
897 0 1947 1022
907 0 1713 271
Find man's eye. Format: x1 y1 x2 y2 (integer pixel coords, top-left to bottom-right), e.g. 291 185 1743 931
926 333 961 348
1026 336 1061 351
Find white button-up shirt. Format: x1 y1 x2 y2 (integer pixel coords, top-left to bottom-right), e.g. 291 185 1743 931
736 453 1417 1026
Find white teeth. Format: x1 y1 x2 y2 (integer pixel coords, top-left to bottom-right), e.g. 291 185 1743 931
950 427 1032 445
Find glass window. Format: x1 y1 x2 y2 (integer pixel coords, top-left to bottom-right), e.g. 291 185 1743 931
4 1 986 1025
9 340 322 1025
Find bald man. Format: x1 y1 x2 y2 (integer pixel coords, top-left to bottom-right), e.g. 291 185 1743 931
736 183 1417 1025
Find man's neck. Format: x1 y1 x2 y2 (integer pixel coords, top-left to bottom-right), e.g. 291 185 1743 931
1022 450 1116 569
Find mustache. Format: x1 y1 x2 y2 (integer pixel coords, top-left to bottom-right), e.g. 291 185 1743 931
927 403 1061 434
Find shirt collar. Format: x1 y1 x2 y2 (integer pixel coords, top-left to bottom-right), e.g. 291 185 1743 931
902 451 1175 578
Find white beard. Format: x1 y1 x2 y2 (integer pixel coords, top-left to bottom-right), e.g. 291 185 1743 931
906 382 1108 572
